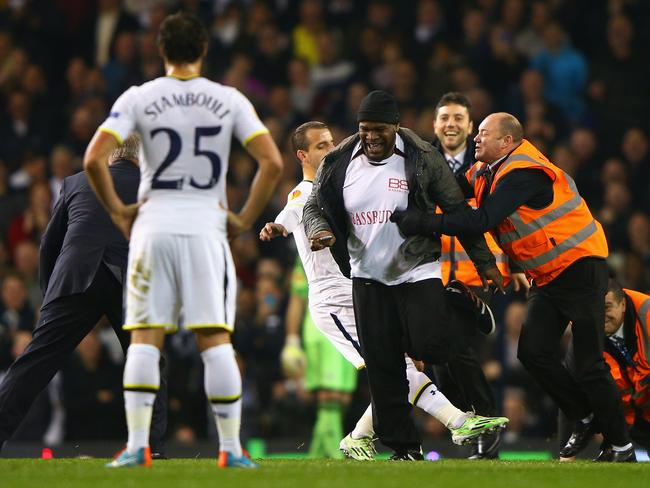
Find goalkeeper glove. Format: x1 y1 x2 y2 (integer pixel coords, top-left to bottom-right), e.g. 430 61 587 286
281 335 307 378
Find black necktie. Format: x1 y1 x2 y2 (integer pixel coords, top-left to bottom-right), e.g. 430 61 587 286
478 165 494 200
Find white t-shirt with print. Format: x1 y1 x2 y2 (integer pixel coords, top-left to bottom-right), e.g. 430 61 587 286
343 134 441 285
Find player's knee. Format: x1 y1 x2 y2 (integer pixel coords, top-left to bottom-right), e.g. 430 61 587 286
195 328 231 351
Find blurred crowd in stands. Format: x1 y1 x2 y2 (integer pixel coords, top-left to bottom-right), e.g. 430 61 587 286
0 0 649 449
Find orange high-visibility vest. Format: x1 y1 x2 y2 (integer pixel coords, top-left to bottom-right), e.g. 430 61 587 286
604 289 650 425
439 198 510 287
466 139 608 286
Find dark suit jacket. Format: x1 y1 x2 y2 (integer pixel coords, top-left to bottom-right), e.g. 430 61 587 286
39 160 139 307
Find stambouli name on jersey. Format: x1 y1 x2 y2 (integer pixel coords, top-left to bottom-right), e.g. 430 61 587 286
143 92 231 120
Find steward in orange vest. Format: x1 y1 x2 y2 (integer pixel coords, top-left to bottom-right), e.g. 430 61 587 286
463 140 607 286
391 112 633 461
603 281 650 448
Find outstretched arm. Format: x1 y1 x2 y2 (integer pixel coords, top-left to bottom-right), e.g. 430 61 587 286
303 163 335 251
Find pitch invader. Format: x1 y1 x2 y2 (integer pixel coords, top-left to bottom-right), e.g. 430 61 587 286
84 13 283 468
260 121 508 460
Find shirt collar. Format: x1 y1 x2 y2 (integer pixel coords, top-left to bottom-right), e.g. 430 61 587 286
445 146 467 166
488 153 509 173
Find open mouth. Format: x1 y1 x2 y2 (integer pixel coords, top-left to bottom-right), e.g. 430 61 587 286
366 142 383 152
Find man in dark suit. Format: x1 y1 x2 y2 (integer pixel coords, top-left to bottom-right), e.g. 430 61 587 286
431 92 529 459
0 135 167 455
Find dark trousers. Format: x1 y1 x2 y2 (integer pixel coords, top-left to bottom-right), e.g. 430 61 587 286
352 277 455 452
0 264 167 449
432 286 496 416
517 257 630 446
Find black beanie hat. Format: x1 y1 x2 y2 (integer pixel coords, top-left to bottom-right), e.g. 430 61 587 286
357 90 400 124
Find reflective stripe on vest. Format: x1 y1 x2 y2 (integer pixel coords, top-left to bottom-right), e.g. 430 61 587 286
512 219 599 271
441 251 508 264
499 177 583 245
637 297 650 366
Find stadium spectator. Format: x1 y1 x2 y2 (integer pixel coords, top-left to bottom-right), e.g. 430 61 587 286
6 181 51 259
0 161 26 239
0 273 34 372
8 152 48 192
12 240 40 311
48 145 76 206
101 31 141 103
531 22 587 123
620 128 650 212
0 90 48 170
89 0 140 68
588 14 650 145
292 0 325 66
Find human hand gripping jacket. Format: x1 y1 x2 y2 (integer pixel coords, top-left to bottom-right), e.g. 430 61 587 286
389 208 439 237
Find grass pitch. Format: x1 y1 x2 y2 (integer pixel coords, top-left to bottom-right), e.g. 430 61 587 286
0 458 647 488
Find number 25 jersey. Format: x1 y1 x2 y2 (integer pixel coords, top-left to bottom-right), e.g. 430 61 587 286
99 76 268 237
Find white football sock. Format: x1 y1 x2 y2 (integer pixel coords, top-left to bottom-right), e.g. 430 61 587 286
351 404 374 439
202 343 243 457
123 343 160 453
405 358 468 429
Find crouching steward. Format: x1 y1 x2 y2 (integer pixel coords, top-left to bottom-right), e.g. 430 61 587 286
602 281 650 455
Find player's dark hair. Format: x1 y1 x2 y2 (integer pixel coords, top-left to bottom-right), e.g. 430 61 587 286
607 278 625 302
291 121 328 154
157 12 208 64
434 92 472 119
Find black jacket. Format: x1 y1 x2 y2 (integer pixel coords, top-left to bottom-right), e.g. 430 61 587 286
303 128 495 279
39 160 139 307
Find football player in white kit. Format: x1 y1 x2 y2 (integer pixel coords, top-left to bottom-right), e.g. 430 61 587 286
260 122 509 460
83 13 282 468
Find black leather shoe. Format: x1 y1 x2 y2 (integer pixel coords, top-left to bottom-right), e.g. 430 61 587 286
445 280 495 335
151 452 169 460
559 419 597 460
389 449 424 461
594 444 636 462
468 430 501 460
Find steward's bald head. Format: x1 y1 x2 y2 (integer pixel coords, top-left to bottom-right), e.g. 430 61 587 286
493 112 523 144
474 112 524 163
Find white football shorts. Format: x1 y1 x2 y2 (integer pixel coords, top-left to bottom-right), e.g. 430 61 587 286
309 301 365 369
124 232 236 333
